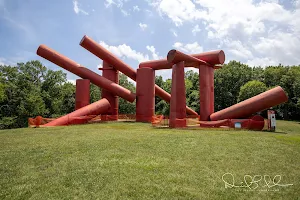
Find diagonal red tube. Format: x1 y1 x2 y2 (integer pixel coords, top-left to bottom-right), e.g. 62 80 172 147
44 98 111 126
167 49 211 67
210 86 288 121
37 45 136 103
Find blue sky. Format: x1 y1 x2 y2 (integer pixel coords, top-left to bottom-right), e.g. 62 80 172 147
0 0 300 82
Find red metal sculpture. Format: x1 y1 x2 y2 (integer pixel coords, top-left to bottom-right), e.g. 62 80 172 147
36 35 288 131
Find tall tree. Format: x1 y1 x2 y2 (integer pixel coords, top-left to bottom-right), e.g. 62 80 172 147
214 61 252 111
118 74 136 114
238 80 267 102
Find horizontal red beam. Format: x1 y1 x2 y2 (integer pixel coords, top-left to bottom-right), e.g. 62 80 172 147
167 49 212 67
139 50 225 70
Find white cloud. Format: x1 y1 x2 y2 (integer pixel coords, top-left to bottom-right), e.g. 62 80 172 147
146 46 161 60
252 32 300 65
192 24 201 35
104 0 130 16
0 58 6 65
133 5 140 11
99 41 150 63
104 0 128 8
173 42 203 54
247 57 278 67
139 23 148 31
0 57 23 66
149 0 300 67
150 0 291 34
73 0 89 15
121 9 129 16
97 42 172 79
145 9 153 16
170 29 178 37
295 0 300 8
224 40 253 60
105 0 115 7
156 69 173 80
67 79 76 85
150 0 207 26
207 31 214 39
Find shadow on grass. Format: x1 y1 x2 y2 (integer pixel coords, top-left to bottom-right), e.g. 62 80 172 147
152 126 289 134
261 130 287 134
151 126 236 132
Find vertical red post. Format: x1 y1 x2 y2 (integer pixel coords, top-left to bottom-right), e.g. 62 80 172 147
75 79 90 110
169 61 186 128
136 68 155 122
101 61 119 121
200 65 214 121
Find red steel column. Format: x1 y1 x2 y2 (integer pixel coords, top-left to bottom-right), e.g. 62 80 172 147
200 65 214 121
136 68 155 122
169 61 186 128
101 61 119 121
75 79 90 110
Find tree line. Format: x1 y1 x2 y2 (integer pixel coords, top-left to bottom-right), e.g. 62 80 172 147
1 60 299 129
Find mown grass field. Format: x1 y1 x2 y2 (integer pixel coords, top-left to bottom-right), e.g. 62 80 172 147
0 121 299 199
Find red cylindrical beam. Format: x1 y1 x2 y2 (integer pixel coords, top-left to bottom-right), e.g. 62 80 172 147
79 35 197 116
140 59 172 70
80 35 137 80
101 61 119 121
44 98 111 126
167 49 210 66
169 61 186 128
37 45 136 103
75 79 90 110
200 65 214 121
136 68 155 122
210 86 288 121
193 50 225 66
140 50 225 70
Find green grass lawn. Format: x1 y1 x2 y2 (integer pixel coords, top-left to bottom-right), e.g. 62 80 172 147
0 121 299 199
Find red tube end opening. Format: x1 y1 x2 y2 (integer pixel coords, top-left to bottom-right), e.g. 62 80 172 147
218 50 226 64
167 49 177 63
79 35 88 45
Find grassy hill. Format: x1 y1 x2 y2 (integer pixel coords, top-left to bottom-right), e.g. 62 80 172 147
0 121 299 199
